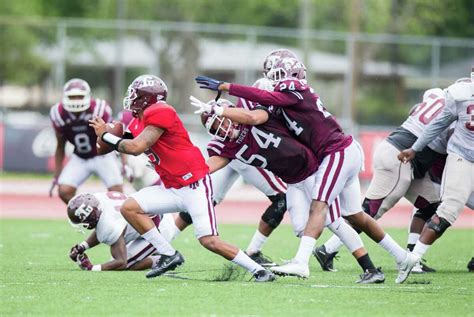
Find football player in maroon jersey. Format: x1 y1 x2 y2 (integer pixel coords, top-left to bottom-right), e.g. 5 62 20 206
50 78 123 204
89 74 275 282
194 49 418 283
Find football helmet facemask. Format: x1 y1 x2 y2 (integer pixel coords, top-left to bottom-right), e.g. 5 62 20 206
67 193 102 232
123 74 168 118
262 49 299 77
62 78 91 112
200 99 240 142
265 56 306 84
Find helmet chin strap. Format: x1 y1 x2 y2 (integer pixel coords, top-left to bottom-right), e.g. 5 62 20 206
215 90 222 102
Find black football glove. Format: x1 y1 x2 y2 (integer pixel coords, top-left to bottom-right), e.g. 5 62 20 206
195 75 224 101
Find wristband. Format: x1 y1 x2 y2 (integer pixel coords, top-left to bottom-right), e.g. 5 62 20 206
79 241 90 250
101 132 124 150
91 265 102 271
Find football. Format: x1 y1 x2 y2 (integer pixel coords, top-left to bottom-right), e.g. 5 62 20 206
96 122 124 155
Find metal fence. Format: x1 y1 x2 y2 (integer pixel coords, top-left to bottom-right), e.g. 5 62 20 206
1 16 473 130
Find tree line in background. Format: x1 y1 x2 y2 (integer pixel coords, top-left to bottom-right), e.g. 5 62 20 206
1 0 473 125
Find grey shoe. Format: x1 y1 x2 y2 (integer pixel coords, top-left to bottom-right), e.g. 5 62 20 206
248 251 277 267
313 245 338 272
254 269 276 282
356 268 385 284
146 251 185 279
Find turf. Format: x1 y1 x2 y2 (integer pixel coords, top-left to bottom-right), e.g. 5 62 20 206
1 219 472 316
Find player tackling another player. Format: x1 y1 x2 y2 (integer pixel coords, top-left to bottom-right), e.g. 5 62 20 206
88 74 275 282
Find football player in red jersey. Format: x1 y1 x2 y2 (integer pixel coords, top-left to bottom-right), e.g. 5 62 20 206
50 78 123 204
195 49 417 283
89 75 275 282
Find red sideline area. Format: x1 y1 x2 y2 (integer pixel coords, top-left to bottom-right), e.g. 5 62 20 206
1 191 472 229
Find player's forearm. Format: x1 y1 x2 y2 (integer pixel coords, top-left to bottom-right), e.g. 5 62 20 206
117 139 146 156
222 107 268 125
412 110 455 152
85 231 100 249
53 148 65 176
228 83 298 106
99 259 128 271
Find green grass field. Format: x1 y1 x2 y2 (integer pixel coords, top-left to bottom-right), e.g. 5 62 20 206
1 219 472 316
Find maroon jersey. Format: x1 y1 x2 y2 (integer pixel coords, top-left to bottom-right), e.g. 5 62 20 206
207 105 318 184
50 99 112 159
229 80 353 161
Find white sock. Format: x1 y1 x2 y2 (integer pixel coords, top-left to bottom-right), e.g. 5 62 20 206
324 235 345 254
158 221 181 242
231 250 264 274
245 230 268 255
294 236 316 265
413 241 431 258
378 234 407 263
407 233 420 245
328 219 363 253
142 227 176 256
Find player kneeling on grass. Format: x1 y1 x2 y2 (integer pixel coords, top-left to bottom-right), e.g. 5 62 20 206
67 191 174 271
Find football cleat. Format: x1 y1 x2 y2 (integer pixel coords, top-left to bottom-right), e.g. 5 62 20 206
253 269 276 282
248 251 277 267
412 258 436 274
396 252 419 284
146 251 184 279
270 259 309 278
313 245 338 272
356 268 385 284
468 257 474 272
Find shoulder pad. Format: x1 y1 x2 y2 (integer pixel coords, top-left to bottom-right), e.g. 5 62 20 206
274 79 307 92
446 81 473 101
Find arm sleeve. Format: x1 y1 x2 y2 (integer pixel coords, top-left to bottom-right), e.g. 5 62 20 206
412 96 457 152
229 84 299 106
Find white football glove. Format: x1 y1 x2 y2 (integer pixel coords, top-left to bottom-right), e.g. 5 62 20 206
190 96 224 116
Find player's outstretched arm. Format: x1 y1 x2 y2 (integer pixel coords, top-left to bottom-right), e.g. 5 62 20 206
206 156 230 173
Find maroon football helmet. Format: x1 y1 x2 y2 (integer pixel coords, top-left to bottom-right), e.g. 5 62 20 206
263 49 299 77
123 75 168 117
200 99 240 141
266 56 306 83
62 78 91 112
67 193 102 231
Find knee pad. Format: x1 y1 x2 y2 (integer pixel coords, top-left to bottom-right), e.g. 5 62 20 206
427 215 451 236
413 203 439 222
362 198 383 218
261 193 287 229
179 211 193 225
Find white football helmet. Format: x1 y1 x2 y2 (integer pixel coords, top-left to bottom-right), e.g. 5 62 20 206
200 99 240 142
62 78 91 112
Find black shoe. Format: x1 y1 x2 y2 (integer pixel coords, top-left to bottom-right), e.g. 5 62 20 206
313 245 338 272
356 267 385 284
420 259 436 273
248 251 276 267
253 269 276 282
146 251 184 279
468 257 474 272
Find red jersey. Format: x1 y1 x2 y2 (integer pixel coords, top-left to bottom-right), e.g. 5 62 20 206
128 102 208 189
